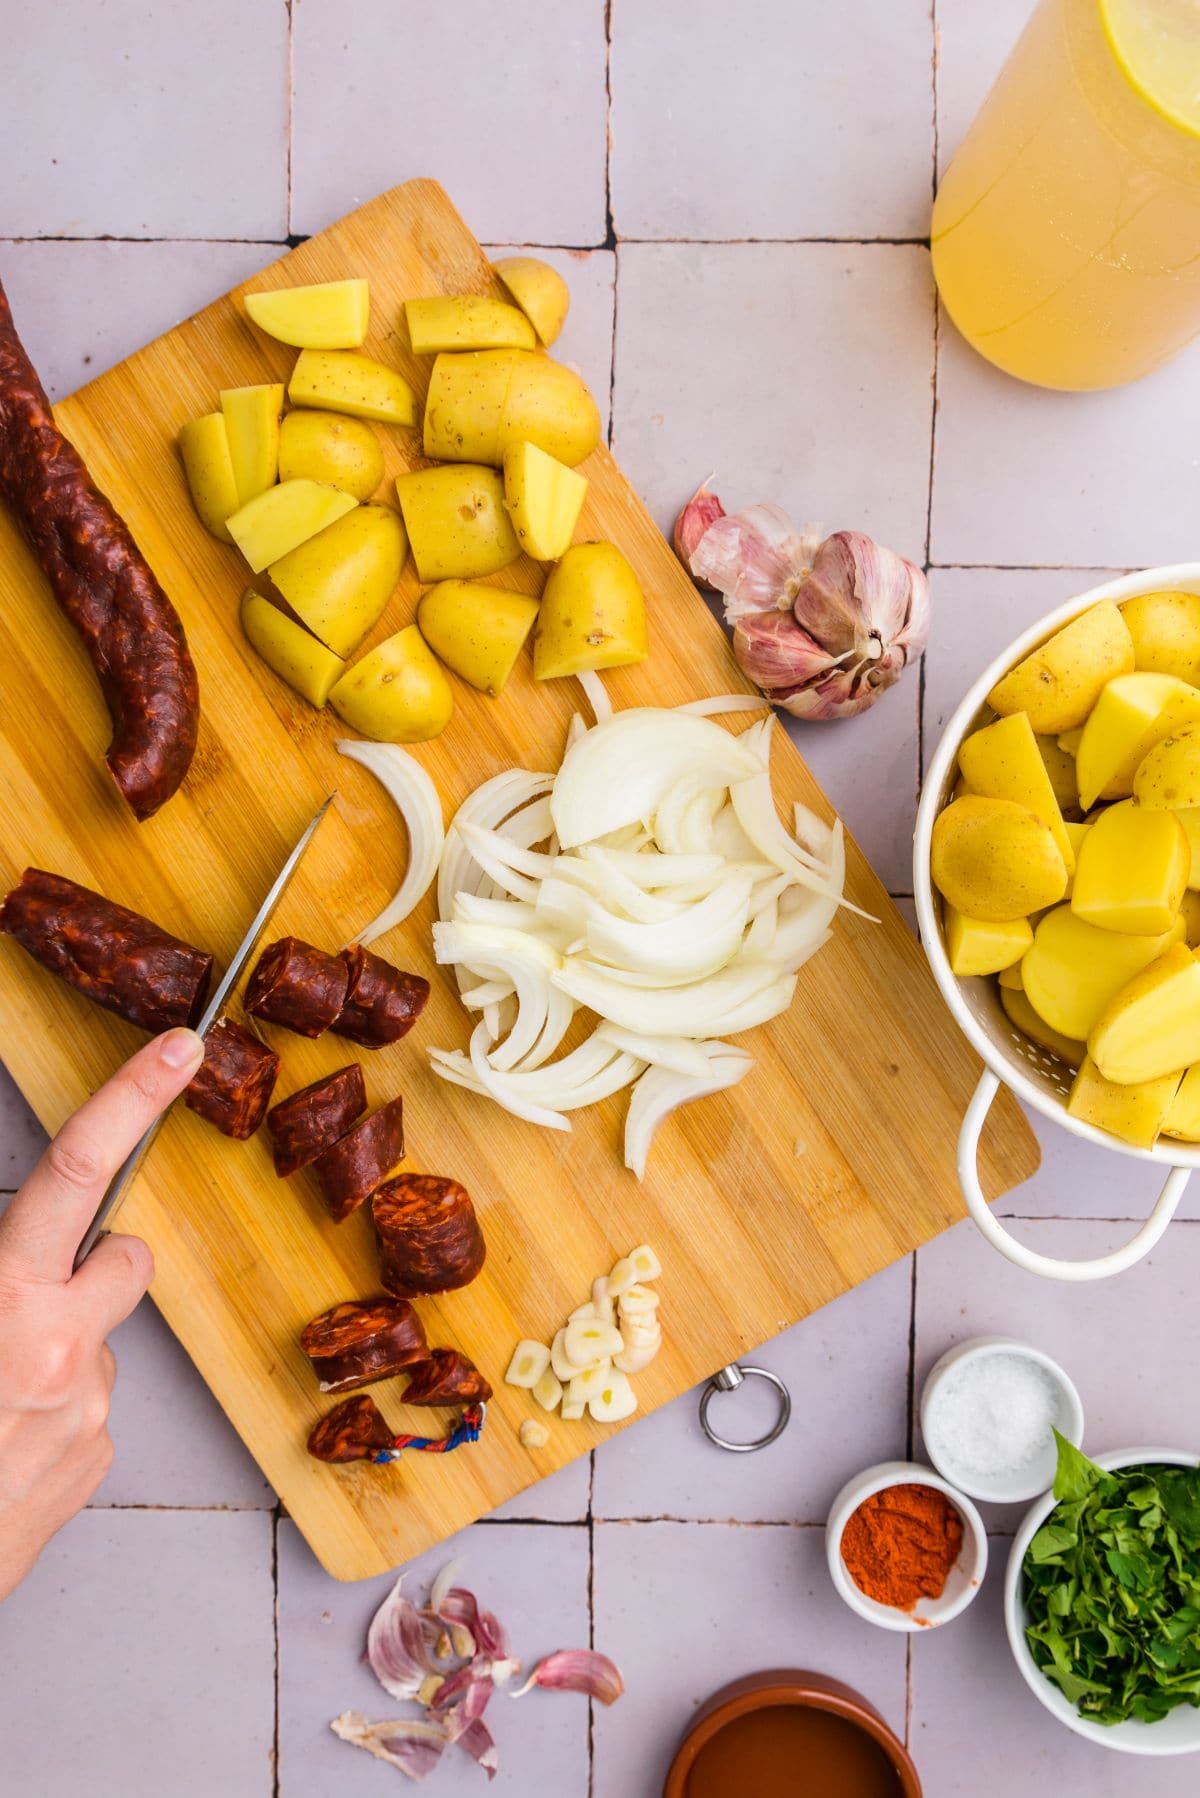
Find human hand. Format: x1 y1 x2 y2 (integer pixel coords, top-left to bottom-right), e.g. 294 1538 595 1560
0 1027 204 1600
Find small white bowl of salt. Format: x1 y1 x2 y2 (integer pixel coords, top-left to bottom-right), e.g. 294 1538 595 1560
919 1336 1084 1505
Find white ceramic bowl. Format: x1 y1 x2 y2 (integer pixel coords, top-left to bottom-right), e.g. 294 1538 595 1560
1005 1448 1200 1755
826 1460 988 1632
914 565 1200 1282
920 1335 1084 1503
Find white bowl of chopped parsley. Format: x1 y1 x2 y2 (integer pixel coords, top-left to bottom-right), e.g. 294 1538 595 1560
1005 1434 1200 1754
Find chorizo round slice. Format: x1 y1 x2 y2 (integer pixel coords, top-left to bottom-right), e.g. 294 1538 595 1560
373 1173 486 1298
184 1017 280 1139
332 944 430 1049
307 1393 395 1464
312 1098 405 1223
267 1063 367 1178
301 1296 427 1394
402 1349 492 1407
245 936 348 1037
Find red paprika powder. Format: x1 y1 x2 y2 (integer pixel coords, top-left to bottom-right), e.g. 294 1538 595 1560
841 1482 963 1611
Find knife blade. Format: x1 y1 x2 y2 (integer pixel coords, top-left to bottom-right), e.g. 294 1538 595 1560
73 793 335 1268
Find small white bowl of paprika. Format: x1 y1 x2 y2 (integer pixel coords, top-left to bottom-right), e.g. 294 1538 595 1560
826 1461 988 1632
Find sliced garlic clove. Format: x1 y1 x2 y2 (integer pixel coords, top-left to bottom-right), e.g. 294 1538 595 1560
614 1336 661 1375
566 1361 612 1405
629 1243 662 1281
588 1368 639 1423
618 1284 660 1316
564 1317 625 1369
550 1328 576 1385
519 1418 551 1449
561 1396 585 1421
619 1313 661 1345
533 1367 563 1412
568 1302 597 1323
607 1255 637 1297
591 1277 615 1324
505 1339 552 1389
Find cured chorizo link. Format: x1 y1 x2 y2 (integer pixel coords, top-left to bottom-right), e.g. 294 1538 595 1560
266 1063 367 1178
0 278 198 820
332 944 430 1049
300 1297 427 1393
0 867 212 1032
184 1018 279 1139
244 936 348 1037
307 1393 394 1464
312 1098 405 1223
373 1174 486 1298
402 1349 492 1407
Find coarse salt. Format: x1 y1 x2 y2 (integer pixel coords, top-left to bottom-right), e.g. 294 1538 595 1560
926 1352 1062 1479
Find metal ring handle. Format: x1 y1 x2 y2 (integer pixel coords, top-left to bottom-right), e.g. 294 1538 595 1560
698 1363 791 1453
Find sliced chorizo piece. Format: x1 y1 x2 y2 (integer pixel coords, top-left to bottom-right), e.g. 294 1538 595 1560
301 1296 427 1394
402 1349 492 1407
184 1018 279 1139
332 944 430 1049
0 867 212 1032
307 1393 395 1464
267 1063 367 1178
244 936 349 1037
0 277 199 820
312 1098 405 1223
373 1174 486 1298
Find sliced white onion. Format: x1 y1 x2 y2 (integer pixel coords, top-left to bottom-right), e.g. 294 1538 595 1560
553 956 782 1038
551 709 763 849
585 874 752 981
577 669 613 724
624 1042 755 1179
337 740 444 945
596 1024 712 1078
676 694 770 716
576 850 687 923
438 771 552 922
582 849 723 889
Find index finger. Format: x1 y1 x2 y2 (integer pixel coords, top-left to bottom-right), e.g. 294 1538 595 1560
0 1029 204 1283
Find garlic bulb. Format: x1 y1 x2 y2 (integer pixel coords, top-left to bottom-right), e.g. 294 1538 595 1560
674 489 930 722
672 480 725 569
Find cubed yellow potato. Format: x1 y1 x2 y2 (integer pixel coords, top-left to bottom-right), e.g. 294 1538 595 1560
405 296 536 354
178 413 239 543
1133 722 1200 810
1175 808 1200 890
930 795 1067 922
492 256 570 346
244 279 369 349
958 713 1075 873
220 383 284 508
268 504 406 658
1074 672 1200 810
1057 728 1083 757
288 349 417 426
1063 820 1091 899
1181 890 1200 949
1036 733 1080 817
394 465 520 582
986 601 1134 734
534 541 649 680
1120 590 1200 685
277 410 383 501
945 908 1032 977
1067 1055 1182 1149
1021 904 1184 1040
998 959 1025 990
1089 941 1200 1085
503 440 588 561
329 625 453 742
227 479 357 574
1000 983 1084 1068
1163 1063 1200 1140
423 350 601 468
1070 801 1189 935
240 588 344 708
417 580 539 696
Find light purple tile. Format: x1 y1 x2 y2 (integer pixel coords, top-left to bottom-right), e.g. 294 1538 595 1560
784 682 922 894
292 1 608 244
610 0 935 240
911 1541 1200 1795
484 245 615 435
894 894 920 937
488 1454 590 1523
0 1063 46 1189
277 1518 590 1796
935 0 1032 174
592 1521 908 1798
0 0 287 238
0 240 281 402
592 1257 911 1523
0 1509 274 1797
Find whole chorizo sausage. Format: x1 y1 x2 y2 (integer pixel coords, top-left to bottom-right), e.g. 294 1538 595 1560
266 1063 367 1178
244 936 348 1038
300 1297 427 1394
312 1098 405 1223
307 1393 395 1464
332 945 430 1049
402 1349 492 1407
184 1017 279 1139
373 1174 486 1299
0 867 212 1032
0 278 199 820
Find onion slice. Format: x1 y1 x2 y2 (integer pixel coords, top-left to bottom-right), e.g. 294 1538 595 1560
551 709 763 849
624 1041 754 1178
577 669 613 723
337 740 445 946
677 694 770 716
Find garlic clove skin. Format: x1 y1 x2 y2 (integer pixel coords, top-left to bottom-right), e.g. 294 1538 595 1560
673 482 725 573
689 504 824 621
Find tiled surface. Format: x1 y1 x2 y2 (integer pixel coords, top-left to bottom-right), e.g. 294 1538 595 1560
5 1 1200 1792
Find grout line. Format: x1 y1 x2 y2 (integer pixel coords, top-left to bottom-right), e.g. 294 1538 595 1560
284 0 295 237
602 0 617 254
905 1252 918 1461
608 244 620 451
590 1515 826 1529
271 1510 282 1798
477 1514 589 1529
929 561 1138 573
615 234 933 248
86 1499 276 1512
0 234 291 247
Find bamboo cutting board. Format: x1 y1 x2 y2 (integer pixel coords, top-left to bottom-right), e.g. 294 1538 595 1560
0 181 1038 1579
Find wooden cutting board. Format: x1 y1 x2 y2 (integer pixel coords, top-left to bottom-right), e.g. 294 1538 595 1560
0 180 1038 1579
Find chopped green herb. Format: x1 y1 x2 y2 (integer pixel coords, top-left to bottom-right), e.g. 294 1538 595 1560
1022 1433 1200 1726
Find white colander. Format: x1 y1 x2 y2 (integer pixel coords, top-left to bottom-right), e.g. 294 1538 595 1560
914 566 1200 1282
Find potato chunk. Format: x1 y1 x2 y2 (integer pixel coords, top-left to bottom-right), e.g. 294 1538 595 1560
395 465 520 581
226 479 357 573
268 504 406 658
945 908 1032 977
423 350 600 467
1120 589 1200 685
220 383 284 508
492 256 570 346
278 410 383 501
240 589 344 708
244 278 369 349
1134 722 1200 810
288 349 417 426
986 602 1134 734
178 412 239 543
406 295 536 354
1070 801 1189 935
503 440 588 561
533 541 648 680
1000 983 1084 1068
1068 1055 1182 1148
1074 672 1200 810
417 580 538 696
1089 942 1200 1085
1022 904 1184 1041
930 796 1067 922
329 625 453 742
957 712 1075 873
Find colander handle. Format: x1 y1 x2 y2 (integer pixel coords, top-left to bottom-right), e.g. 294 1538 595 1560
958 1070 1191 1282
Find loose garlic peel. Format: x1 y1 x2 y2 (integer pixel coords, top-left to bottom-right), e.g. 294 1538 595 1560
504 1245 664 1427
